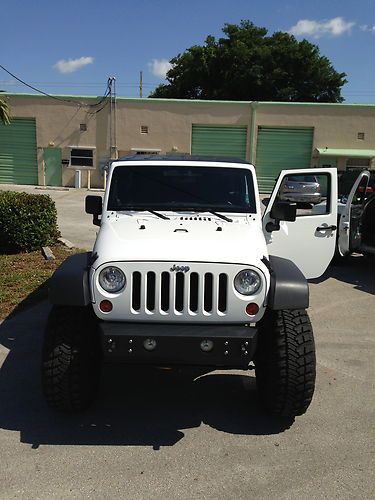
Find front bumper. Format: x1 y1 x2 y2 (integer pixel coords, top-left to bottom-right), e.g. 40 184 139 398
98 322 257 368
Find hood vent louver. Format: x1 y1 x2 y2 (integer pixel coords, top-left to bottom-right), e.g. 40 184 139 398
179 216 212 221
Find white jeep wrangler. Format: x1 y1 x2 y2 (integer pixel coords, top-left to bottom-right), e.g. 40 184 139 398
42 156 338 418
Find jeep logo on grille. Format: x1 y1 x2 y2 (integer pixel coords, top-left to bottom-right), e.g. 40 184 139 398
170 264 190 273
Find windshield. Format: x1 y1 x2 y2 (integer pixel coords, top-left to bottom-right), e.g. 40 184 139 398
107 165 257 213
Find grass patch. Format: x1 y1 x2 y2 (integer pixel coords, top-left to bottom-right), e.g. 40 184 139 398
0 245 82 321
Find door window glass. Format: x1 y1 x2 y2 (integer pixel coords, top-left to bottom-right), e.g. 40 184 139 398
275 173 331 216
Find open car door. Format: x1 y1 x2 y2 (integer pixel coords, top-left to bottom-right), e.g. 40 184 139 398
338 170 370 256
262 168 337 279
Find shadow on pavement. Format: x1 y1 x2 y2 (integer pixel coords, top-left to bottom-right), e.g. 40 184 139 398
0 298 293 449
310 255 375 295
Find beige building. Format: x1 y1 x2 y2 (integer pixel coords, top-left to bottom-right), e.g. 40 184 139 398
1 93 375 192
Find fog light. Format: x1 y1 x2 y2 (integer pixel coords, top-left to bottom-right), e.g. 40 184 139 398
200 339 214 352
246 303 259 316
100 300 113 313
143 338 157 351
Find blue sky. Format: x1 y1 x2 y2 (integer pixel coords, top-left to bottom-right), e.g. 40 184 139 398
1 0 375 102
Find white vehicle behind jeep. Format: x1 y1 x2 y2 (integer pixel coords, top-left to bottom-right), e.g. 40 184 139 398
43 156 337 419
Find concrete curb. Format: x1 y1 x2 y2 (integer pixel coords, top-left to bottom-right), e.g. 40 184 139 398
42 246 55 261
58 237 75 249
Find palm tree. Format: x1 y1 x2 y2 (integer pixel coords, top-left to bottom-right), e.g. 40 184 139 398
0 97 11 124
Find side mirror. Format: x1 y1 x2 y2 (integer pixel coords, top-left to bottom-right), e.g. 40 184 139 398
270 201 297 222
85 195 102 226
266 201 297 232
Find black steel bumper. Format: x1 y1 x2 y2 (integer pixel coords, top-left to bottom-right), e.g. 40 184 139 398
98 322 258 368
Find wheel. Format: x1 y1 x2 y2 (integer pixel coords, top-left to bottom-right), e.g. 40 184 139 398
41 305 102 412
255 309 316 417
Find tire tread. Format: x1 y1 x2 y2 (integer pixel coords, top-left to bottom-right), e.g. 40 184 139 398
41 305 101 412
256 309 316 417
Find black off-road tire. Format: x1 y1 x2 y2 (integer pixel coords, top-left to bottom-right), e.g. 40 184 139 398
255 309 316 417
41 305 102 412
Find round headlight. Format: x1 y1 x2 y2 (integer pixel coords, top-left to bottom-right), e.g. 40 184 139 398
99 266 126 293
234 269 261 295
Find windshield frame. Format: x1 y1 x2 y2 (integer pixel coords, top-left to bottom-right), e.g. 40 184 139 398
106 162 257 214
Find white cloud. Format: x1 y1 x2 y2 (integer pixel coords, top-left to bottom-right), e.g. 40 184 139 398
289 17 355 38
53 56 94 74
148 59 172 79
359 24 375 33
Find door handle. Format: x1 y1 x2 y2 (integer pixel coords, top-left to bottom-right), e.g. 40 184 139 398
316 225 337 232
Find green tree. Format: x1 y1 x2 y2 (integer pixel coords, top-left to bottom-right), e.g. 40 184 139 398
150 21 347 102
0 97 11 124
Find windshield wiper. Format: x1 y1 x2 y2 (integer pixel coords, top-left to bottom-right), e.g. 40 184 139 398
116 206 170 220
204 211 233 223
148 210 170 220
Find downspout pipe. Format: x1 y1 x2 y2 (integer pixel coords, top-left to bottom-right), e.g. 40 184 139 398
249 101 258 164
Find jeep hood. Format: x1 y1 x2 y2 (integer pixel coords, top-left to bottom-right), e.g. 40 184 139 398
92 214 267 268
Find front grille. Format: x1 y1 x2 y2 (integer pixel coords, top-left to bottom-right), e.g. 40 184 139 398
131 270 228 316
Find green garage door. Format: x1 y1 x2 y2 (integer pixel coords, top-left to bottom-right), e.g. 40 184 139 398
0 118 38 184
255 127 314 193
191 125 247 160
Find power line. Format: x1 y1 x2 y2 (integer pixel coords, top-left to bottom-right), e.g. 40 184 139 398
0 64 112 106
0 80 156 88
88 98 111 114
88 101 109 114
87 78 115 114
0 63 88 105
3 80 374 93
87 78 111 108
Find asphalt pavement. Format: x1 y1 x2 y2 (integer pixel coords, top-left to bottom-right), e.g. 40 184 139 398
0 184 374 498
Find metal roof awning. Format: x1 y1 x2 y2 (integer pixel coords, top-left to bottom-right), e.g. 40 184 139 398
316 148 375 158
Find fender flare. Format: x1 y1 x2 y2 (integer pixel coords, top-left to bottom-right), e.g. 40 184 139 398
49 252 92 306
266 255 309 310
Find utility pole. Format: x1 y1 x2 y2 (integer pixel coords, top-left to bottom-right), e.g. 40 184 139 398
112 76 117 159
108 77 112 162
108 76 117 160
104 76 117 189
140 71 143 98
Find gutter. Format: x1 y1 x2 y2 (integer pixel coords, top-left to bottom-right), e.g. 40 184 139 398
4 92 374 108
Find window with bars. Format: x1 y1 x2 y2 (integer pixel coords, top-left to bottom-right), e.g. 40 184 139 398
70 148 94 167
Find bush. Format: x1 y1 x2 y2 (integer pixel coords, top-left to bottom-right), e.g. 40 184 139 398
0 191 61 253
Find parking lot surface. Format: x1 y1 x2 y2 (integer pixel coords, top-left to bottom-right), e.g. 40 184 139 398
0 183 374 499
